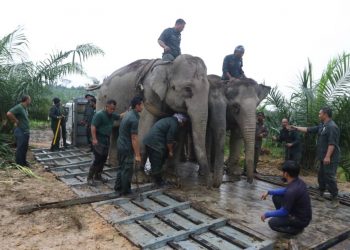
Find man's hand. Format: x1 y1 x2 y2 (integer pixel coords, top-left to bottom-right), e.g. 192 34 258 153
92 138 98 145
135 154 141 163
260 214 266 222
261 192 269 200
168 151 174 158
323 156 331 165
288 125 297 131
286 143 293 148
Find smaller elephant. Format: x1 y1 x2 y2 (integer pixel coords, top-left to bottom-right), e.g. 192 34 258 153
207 75 271 187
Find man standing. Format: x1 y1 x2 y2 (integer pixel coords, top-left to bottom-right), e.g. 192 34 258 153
87 99 120 186
49 97 68 151
7 95 31 167
143 113 188 186
114 96 143 195
253 112 268 173
291 107 340 208
273 118 301 164
222 45 246 80
158 19 186 61
82 95 96 150
261 161 312 235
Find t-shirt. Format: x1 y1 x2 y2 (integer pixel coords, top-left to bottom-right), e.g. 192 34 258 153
143 117 179 153
222 54 244 80
278 128 301 154
307 120 340 162
283 177 312 226
117 110 140 155
158 27 181 58
91 110 120 145
8 103 30 134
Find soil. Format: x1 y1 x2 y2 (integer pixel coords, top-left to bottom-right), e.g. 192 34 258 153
0 129 137 250
1 129 349 249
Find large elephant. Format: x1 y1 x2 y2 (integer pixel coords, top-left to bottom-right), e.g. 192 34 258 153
96 55 212 186
207 75 271 186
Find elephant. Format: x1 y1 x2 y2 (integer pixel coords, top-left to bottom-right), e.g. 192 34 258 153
206 74 271 186
95 54 212 186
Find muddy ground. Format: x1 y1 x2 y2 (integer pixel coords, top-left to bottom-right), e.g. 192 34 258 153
1 129 349 249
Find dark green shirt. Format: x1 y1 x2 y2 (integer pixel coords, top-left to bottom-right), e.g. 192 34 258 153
143 117 179 153
92 110 120 145
8 103 30 134
49 104 66 129
117 110 140 154
307 120 340 163
84 103 95 125
158 27 181 58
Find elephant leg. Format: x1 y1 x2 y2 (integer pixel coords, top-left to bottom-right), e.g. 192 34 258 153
227 129 243 178
212 127 225 188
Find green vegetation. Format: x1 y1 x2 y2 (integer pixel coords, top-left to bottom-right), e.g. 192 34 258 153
263 53 350 181
0 27 103 174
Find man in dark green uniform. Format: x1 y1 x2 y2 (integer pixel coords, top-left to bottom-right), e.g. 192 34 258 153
222 45 246 80
87 99 120 186
291 107 340 208
114 96 143 195
7 95 32 166
158 19 186 61
273 118 301 164
143 113 188 186
49 97 68 151
82 95 96 150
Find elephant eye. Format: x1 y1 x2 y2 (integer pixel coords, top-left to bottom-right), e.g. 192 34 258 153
183 86 193 98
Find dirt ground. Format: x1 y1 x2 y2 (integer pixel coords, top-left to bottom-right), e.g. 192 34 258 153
0 130 137 250
1 129 349 250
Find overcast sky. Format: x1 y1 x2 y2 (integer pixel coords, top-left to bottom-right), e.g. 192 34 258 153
2 0 350 96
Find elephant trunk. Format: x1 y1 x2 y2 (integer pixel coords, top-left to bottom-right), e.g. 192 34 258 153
187 105 211 187
241 111 257 183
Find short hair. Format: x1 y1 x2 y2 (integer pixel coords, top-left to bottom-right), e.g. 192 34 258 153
106 99 116 106
131 96 143 109
257 111 265 117
85 94 94 98
234 45 245 53
175 19 186 25
21 95 30 102
321 107 332 118
53 97 60 104
90 97 96 104
282 160 300 178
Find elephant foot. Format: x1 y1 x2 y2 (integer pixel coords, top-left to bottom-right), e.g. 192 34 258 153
246 175 254 184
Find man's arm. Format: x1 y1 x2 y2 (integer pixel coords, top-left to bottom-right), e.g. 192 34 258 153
222 56 232 79
323 145 335 165
158 39 170 52
167 144 174 158
91 125 98 145
6 112 19 127
49 106 59 119
131 134 141 162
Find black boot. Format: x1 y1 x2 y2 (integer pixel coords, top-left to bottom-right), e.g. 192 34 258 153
87 166 97 186
95 172 108 183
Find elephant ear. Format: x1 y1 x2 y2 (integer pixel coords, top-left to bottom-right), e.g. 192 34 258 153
257 84 271 104
149 65 171 100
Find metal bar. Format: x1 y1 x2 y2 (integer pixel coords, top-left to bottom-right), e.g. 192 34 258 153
190 234 221 250
209 228 249 248
113 202 191 225
167 241 187 250
155 214 185 231
38 153 91 162
174 209 203 225
140 218 227 249
148 195 171 207
135 219 164 237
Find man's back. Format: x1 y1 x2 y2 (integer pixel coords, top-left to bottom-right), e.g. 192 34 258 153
283 178 312 226
158 27 181 58
117 110 139 154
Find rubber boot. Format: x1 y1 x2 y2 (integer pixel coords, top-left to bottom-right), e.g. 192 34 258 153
95 172 108 183
87 165 97 186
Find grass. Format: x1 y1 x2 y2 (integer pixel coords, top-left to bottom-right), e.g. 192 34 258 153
30 119 50 129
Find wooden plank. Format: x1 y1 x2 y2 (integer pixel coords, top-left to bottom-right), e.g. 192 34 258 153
209 228 250 248
141 218 227 249
190 234 221 250
114 202 191 225
309 229 350 250
17 184 154 214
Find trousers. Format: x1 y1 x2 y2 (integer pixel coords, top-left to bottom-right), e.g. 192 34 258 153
14 128 29 166
268 195 306 235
